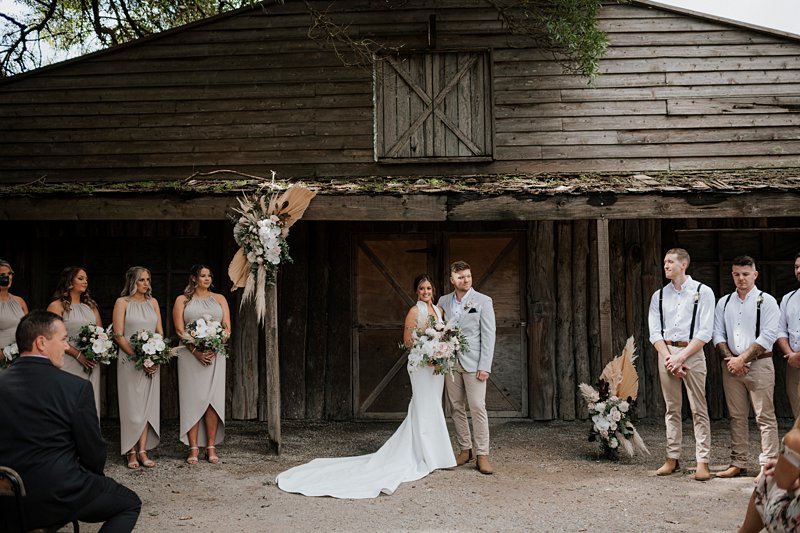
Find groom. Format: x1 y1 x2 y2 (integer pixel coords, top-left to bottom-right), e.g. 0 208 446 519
438 260 496 475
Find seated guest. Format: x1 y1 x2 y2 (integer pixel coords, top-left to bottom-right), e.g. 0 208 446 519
0 310 141 532
738 423 800 533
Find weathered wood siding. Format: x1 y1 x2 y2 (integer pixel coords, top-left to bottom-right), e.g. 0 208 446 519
2 2 800 182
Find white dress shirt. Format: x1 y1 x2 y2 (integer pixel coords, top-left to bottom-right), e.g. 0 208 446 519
648 276 715 345
713 285 780 355
450 287 474 322
778 288 800 352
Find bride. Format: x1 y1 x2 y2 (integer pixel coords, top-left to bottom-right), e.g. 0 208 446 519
276 273 456 498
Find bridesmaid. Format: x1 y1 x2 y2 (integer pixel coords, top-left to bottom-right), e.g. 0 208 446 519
47 266 103 416
173 264 230 465
113 266 163 469
0 259 28 366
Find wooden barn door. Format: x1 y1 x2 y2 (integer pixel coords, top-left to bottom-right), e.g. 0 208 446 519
446 233 528 417
353 231 527 419
354 235 434 418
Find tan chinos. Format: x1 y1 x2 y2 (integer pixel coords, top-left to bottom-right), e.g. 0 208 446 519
722 357 779 468
658 345 711 462
445 361 489 456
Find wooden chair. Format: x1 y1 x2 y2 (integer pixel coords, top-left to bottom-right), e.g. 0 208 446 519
0 466 79 533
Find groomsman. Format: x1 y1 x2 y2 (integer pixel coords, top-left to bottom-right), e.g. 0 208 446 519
438 261 496 475
648 248 715 481
714 256 781 478
779 252 800 417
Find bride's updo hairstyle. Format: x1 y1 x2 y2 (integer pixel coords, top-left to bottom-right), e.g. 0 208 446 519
413 273 435 297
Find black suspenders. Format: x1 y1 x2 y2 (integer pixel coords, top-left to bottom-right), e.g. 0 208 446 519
659 282 704 339
723 290 764 337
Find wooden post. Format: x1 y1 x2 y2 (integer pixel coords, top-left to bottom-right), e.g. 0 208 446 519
265 284 281 454
572 221 590 419
556 221 575 420
528 221 557 420
232 293 259 420
596 218 613 365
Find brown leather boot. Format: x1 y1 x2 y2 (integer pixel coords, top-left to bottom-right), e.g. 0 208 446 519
693 462 711 481
656 459 679 476
455 449 474 466
716 465 746 478
476 455 493 475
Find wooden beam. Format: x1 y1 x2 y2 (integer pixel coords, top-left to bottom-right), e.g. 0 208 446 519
596 218 613 365
2 191 800 221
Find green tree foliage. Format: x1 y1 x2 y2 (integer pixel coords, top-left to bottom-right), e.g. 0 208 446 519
0 0 619 78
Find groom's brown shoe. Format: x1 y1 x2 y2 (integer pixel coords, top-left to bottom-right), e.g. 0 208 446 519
456 449 474 466
693 462 712 482
476 455 493 475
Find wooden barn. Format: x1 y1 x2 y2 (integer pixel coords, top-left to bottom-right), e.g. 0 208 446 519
1 0 799 427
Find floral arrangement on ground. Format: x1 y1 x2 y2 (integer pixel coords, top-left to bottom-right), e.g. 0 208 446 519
578 337 649 460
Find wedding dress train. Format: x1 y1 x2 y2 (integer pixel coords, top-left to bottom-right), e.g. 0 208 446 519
276 302 456 498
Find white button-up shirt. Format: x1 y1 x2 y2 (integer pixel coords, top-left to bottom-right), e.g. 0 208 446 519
648 276 715 345
450 288 475 321
713 285 780 355
779 288 800 352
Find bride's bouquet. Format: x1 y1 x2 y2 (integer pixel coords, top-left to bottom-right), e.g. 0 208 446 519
74 324 117 375
406 315 468 376
128 330 173 376
181 314 230 361
1 342 18 369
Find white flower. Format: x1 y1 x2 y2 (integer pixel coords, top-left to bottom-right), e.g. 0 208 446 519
138 331 149 341
610 408 621 422
609 437 618 449
142 341 157 355
618 401 630 413
592 414 611 432
92 339 107 354
594 401 606 413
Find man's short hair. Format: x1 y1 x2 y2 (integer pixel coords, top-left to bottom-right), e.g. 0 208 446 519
16 310 63 353
450 260 471 273
795 251 800 261
665 248 690 265
732 255 756 268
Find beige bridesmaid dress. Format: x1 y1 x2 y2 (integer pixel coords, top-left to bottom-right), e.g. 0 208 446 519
61 303 102 417
0 298 24 371
117 299 160 454
178 296 226 446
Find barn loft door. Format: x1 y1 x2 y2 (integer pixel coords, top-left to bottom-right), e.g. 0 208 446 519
354 235 434 418
446 233 528 417
353 232 527 419
375 51 493 162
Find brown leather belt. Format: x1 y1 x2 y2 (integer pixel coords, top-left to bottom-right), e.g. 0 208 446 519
664 340 689 347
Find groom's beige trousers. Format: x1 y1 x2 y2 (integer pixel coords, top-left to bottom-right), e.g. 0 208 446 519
446 361 489 456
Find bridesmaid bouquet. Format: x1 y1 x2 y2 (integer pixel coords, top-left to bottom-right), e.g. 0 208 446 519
1 342 18 369
406 316 469 377
128 330 173 375
75 324 118 375
181 314 230 360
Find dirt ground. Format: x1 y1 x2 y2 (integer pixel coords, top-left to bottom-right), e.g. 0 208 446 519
75 417 793 532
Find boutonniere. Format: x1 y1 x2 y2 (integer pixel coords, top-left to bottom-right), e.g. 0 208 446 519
694 291 700 303
464 299 475 312
757 294 764 305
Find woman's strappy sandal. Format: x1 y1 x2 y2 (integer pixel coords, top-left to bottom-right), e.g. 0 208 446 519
205 446 219 464
186 446 200 465
137 450 156 468
126 450 139 469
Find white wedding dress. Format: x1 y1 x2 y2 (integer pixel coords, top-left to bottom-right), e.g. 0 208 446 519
276 301 456 498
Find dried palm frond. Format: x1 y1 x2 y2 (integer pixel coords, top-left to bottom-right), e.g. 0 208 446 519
228 248 250 290
579 383 600 403
615 431 635 458
599 336 639 401
631 428 650 456
271 186 316 236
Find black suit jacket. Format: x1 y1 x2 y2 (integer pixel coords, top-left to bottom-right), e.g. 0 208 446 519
0 356 108 529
